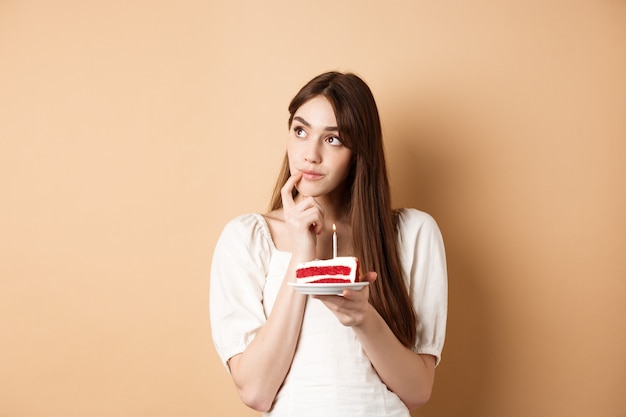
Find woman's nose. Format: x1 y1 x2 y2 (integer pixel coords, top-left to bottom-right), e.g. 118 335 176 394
304 140 321 163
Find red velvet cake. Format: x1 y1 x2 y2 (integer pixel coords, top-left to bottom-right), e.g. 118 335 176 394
295 257 360 284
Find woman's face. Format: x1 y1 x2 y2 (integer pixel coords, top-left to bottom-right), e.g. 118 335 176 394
287 95 353 199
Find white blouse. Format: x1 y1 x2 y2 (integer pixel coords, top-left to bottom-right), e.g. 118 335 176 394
210 208 448 417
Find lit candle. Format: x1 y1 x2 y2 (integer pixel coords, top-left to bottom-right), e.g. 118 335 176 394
332 223 337 258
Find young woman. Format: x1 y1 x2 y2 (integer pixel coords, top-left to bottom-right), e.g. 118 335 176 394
210 71 447 416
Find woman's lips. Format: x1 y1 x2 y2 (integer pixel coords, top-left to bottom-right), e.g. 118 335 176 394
300 170 324 181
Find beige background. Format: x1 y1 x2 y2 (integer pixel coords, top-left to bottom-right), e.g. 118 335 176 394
1 1 625 416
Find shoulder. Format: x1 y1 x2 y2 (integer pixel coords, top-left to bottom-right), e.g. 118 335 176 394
221 212 265 233
394 208 445 252
395 208 441 234
262 209 285 233
223 212 266 228
217 213 274 251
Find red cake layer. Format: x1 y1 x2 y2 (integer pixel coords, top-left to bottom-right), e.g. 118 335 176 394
296 265 352 278
306 277 353 283
295 257 359 284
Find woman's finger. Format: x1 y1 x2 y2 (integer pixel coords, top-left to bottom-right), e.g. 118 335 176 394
296 197 325 234
281 171 302 209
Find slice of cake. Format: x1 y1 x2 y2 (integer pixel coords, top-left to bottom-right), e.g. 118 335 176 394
295 257 360 284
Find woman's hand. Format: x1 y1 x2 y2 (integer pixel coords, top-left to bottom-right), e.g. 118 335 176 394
281 172 325 262
315 270 435 409
312 271 378 326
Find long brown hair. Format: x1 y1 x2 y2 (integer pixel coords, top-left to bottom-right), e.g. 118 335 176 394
269 71 417 347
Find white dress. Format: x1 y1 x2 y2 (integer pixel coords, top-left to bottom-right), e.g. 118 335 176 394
210 208 448 417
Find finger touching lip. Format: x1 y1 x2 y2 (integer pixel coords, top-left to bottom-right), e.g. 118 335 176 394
282 171 303 199
289 171 303 181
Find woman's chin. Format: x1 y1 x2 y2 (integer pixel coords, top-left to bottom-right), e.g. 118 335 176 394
295 184 325 198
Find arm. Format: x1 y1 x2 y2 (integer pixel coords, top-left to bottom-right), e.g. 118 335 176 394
227 172 325 411
350 286 436 409
228 260 307 412
313 273 435 409
314 210 447 409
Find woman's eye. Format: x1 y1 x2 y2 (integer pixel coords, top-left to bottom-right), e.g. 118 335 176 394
327 136 343 146
294 127 307 138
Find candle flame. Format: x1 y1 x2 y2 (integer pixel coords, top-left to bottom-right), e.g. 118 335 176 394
332 223 336 231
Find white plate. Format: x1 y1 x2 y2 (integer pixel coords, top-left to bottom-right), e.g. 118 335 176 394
288 282 369 295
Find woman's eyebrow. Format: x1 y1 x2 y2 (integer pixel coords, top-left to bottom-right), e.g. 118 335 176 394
293 116 338 132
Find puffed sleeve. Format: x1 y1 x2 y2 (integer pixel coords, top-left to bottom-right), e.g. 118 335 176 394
396 208 448 366
209 214 273 371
